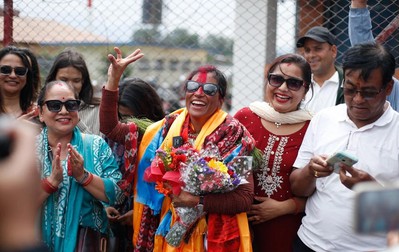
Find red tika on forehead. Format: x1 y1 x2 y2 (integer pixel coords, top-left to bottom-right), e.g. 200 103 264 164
197 70 207 83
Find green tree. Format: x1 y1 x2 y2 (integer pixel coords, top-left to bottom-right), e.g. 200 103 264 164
132 28 161 44
162 28 199 48
202 34 234 56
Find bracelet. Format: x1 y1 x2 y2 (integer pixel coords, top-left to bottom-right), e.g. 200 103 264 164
76 170 89 184
81 172 94 187
41 178 58 194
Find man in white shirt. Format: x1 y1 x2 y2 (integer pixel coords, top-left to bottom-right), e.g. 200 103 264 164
290 43 399 251
296 26 343 114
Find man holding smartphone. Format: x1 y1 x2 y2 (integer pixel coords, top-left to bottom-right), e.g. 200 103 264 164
290 43 399 251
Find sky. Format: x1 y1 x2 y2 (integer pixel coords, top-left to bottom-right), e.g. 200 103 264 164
8 0 295 53
10 0 236 42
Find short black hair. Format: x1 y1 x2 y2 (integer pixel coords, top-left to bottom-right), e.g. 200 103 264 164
342 43 395 88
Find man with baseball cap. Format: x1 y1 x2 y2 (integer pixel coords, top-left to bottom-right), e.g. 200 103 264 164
297 26 344 114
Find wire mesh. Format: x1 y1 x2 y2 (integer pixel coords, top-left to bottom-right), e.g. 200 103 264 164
1 0 398 113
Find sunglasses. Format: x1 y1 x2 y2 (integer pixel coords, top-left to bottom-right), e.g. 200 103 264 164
343 87 384 100
44 100 81 112
267 73 305 91
0 65 28 77
186 80 220 96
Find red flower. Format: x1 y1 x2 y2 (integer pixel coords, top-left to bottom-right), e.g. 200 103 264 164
144 146 199 196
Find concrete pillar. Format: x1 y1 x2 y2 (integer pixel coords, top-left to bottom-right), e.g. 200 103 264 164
231 0 277 114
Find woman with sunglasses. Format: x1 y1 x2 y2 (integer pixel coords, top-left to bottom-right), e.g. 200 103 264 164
100 47 256 251
0 46 39 119
234 54 313 252
46 49 101 135
36 80 122 251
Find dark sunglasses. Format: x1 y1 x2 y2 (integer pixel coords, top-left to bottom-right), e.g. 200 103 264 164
44 100 81 112
0 65 28 77
267 73 305 91
186 80 220 96
343 87 384 100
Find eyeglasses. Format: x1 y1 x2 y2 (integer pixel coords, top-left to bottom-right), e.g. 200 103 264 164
343 87 384 100
0 65 28 77
267 73 305 91
185 80 220 96
44 100 81 112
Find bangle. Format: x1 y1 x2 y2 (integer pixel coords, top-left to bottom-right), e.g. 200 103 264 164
81 172 94 187
76 170 89 184
41 178 58 194
291 198 300 215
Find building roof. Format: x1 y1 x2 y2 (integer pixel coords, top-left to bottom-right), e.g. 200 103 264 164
0 16 109 44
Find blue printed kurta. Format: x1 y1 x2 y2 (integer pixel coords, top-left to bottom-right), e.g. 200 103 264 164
37 127 122 252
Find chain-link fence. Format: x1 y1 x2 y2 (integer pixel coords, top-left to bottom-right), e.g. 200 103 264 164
1 0 398 113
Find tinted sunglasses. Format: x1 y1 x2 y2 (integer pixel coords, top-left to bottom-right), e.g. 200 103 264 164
44 100 81 112
267 73 305 91
343 87 384 100
0 65 28 77
186 80 220 96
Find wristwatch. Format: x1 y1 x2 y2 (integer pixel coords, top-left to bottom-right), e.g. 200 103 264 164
199 195 204 205
197 195 204 210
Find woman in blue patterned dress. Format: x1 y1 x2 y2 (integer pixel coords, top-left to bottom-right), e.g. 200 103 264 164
36 80 122 251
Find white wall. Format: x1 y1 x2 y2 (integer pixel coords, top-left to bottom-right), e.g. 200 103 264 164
231 0 275 114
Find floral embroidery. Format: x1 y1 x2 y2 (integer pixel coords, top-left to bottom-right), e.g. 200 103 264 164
257 135 288 197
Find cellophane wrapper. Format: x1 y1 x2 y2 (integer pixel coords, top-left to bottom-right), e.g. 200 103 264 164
165 144 253 247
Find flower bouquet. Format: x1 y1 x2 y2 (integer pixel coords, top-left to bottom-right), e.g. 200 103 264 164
143 145 197 196
165 143 253 247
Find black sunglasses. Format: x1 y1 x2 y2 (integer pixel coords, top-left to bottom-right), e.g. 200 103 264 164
44 100 81 112
0 65 28 77
186 80 220 96
267 73 305 91
343 87 384 100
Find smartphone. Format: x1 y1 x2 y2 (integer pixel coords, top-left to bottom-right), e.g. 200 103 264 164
354 182 399 234
326 151 358 173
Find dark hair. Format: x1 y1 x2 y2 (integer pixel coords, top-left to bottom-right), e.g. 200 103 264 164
118 78 165 121
184 65 227 99
267 53 312 94
0 46 35 112
342 43 395 88
0 90 3 113
45 48 93 105
20 47 41 100
37 80 79 108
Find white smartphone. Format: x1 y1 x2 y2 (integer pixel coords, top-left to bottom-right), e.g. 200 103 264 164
354 182 399 234
326 150 358 173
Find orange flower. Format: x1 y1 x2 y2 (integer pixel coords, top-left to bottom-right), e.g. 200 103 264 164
155 181 172 196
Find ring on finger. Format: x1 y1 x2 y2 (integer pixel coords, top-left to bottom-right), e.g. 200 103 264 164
314 170 318 178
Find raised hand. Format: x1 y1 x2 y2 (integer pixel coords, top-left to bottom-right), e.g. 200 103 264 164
351 0 367 8
106 47 144 90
